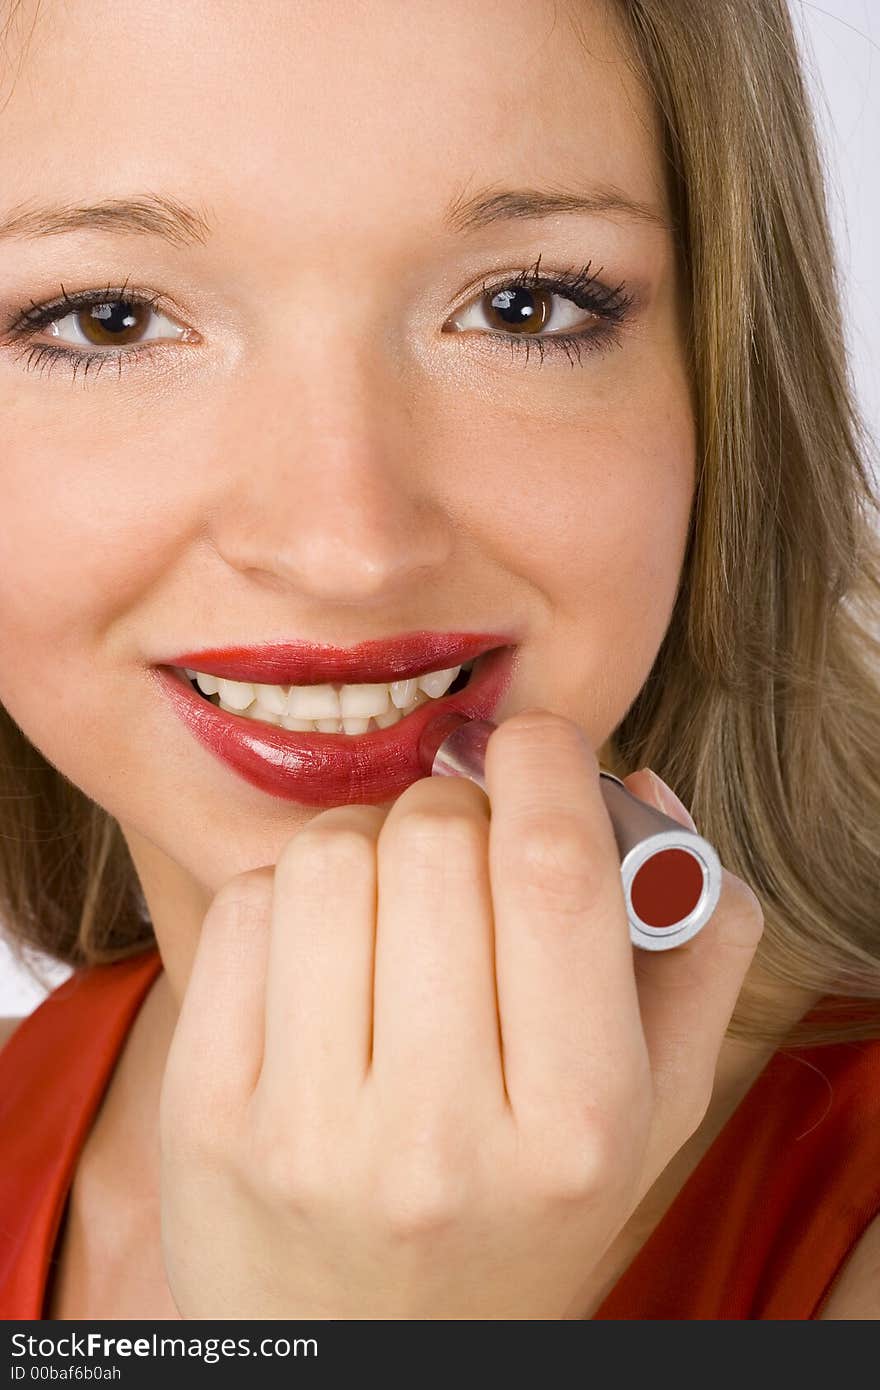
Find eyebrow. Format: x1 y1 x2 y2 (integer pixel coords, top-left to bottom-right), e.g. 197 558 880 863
0 193 214 247
442 181 672 234
0 179 671 247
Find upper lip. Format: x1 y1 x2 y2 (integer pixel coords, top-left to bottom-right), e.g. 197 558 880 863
159 631 516 686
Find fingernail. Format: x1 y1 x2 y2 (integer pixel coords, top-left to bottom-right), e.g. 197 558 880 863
643 768 698 834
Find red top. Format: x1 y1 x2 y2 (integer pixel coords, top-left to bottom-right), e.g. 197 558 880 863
1 947 879 1319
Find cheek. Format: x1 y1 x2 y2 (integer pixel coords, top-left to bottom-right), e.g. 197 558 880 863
0 444 200 870
0 436 183 740
0 364 222 635
463 397 694 610
452 386 696 741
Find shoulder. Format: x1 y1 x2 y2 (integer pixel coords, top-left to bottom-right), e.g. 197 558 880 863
0 1016 23 1050
816 1211 880 1318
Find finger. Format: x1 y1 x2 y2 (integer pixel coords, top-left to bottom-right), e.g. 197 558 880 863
162 868 273 1139
623 769 765 1166
370 773 504 1119
258 805 384 1116
486 709 646 1131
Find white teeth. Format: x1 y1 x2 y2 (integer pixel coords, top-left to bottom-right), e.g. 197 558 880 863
417 664 460 698
341 716 371 734
253 682 288 715
185 653 478 737
339 682 391 718
214 686 428 734
390 677 419 710
217 678 255 710
218 700 245 715
286 684 340 720
374 705 404 728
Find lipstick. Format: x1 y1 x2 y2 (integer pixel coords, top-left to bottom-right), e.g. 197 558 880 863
417 713 722 952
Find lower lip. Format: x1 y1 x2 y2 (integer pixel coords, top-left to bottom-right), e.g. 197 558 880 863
150 646 519 807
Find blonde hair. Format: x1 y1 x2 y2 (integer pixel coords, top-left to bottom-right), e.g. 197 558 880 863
1 0 878 1048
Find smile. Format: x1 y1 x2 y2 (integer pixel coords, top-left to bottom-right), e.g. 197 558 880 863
180 658 476 735
150 637 520 808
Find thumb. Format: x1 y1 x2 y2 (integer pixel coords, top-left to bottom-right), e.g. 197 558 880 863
622 767 698 835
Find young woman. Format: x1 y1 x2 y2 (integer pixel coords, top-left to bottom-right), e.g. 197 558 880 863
0 0 877 1320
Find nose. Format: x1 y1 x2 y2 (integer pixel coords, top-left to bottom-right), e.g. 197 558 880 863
207 365 454 607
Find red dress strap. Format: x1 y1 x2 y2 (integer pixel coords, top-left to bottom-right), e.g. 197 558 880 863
0 947 163 1319
593 1022 880 1318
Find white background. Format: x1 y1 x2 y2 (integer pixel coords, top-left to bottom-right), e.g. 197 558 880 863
1 0 878 1016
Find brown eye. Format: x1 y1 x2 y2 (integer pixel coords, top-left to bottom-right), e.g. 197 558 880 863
447 277 597 344
31 294 191 354
60 299 155 348
8 283 198 382
480 283 554 336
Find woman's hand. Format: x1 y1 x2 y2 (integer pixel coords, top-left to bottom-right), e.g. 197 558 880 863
158 708 764 1319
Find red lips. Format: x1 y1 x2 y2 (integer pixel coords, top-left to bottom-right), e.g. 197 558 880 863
150 641 519 807
160 631 508 687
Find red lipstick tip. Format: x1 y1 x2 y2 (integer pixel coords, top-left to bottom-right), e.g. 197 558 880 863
416 710 473 776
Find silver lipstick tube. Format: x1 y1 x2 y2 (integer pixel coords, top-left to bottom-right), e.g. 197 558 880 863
429 717 722 951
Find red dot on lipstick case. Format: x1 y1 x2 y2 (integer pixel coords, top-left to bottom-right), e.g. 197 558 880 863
630 848 704 929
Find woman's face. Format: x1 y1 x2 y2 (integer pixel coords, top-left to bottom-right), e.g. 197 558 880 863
0 0 695 937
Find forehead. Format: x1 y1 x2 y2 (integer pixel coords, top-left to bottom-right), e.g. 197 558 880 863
0 0 666 258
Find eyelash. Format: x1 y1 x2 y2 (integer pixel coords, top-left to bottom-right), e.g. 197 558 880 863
4 275 170 385
3 256 634 384
468 255 634 367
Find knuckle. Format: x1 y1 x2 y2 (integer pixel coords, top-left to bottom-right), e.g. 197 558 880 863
378 1166 464 1241
525 1090 647 1206
717 870 766 951
490 710 597 762
736 879 766 937
649 1034 714 1133
206 869 273 926
501 815 600 915
281 818 378 881
538 1126 611 1205
245 1103 328 1209
378 1120 469 1239
495 707 587 742
260 1149 326 1210
684 1077 714 1135
662 1076 713 1145
307 804 386 837
385 807 486 860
